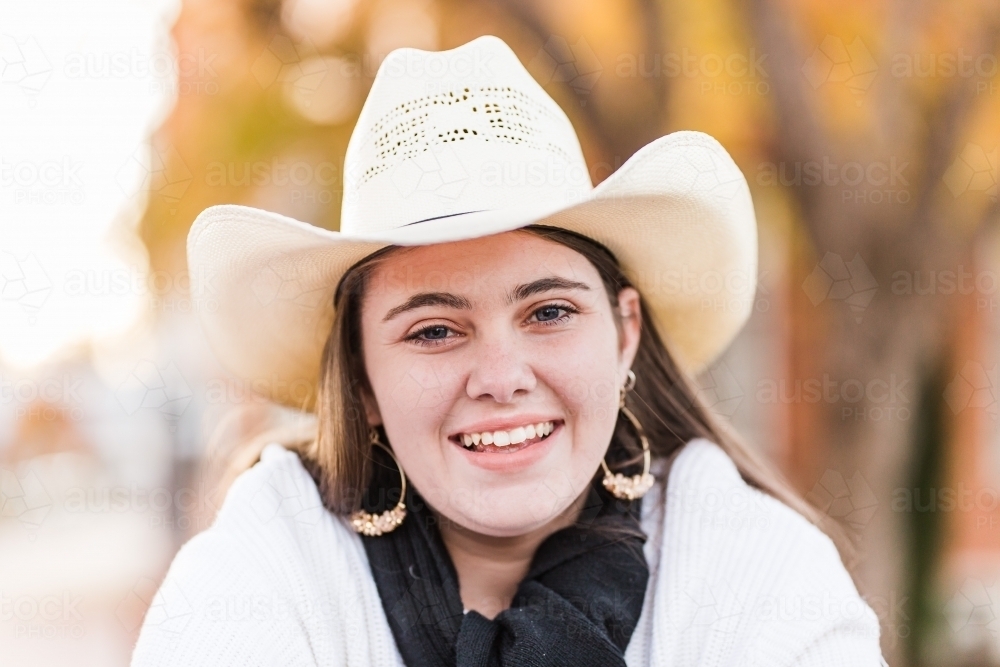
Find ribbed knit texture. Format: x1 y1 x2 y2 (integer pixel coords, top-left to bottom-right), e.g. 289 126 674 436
131 438 889 666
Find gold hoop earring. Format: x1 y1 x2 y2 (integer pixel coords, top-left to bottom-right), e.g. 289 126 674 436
600 370 654 500
350 428 408 536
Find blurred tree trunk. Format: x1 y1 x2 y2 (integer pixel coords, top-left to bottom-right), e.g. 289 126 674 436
742 0 1000 664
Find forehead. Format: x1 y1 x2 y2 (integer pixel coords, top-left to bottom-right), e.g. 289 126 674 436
363 231 602 302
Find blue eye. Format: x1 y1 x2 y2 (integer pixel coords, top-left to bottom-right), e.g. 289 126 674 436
422 326 449 339
536 305 563 321
408 325 452 344
531 303 578 325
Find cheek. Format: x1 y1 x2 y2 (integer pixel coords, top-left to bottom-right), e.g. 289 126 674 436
538 330 622 453
542 328 621 410
367 352 464 441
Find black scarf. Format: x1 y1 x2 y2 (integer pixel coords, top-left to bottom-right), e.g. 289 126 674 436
359 445 650 667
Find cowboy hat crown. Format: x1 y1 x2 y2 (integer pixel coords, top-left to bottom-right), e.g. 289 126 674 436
342 35 592 235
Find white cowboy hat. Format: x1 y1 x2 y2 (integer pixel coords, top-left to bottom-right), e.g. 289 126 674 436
187 34 758 410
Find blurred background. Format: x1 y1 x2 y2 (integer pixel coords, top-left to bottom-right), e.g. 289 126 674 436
1 0 999 664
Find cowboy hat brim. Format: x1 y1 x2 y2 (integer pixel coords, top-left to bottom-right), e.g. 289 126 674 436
188 130 757 410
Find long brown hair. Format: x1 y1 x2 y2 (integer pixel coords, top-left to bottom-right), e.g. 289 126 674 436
250 223 859 579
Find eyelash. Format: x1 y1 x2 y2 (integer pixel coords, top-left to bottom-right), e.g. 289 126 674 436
405 303 580 347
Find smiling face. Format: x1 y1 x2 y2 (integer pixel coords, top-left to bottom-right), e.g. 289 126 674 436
359 230 642 537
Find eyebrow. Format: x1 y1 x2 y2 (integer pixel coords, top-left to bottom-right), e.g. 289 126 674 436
381 277 591 322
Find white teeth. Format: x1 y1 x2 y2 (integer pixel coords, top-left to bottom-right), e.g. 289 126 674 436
458 421 555 449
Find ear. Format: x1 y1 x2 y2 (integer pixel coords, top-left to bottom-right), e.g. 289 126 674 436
360 389 382 427
616 287 642 375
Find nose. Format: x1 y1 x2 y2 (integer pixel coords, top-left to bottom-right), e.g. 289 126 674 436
465 329 537 403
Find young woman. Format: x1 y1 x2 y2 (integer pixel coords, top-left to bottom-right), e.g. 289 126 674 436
132 36 887 666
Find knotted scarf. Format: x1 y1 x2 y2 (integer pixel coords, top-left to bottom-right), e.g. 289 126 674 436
359 445 650 667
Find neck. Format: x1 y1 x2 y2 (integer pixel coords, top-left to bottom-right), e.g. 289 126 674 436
436 489 588 620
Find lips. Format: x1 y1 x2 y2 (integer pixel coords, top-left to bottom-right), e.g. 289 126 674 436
449 419 563 454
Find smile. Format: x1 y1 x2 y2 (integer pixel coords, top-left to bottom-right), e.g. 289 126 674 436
450 420 562 454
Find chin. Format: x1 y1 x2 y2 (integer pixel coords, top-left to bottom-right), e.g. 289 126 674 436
453 487 581 536
424 467 595 537
455 511 565 538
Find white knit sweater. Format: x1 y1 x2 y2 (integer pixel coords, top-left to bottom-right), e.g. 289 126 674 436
131 438 888 666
